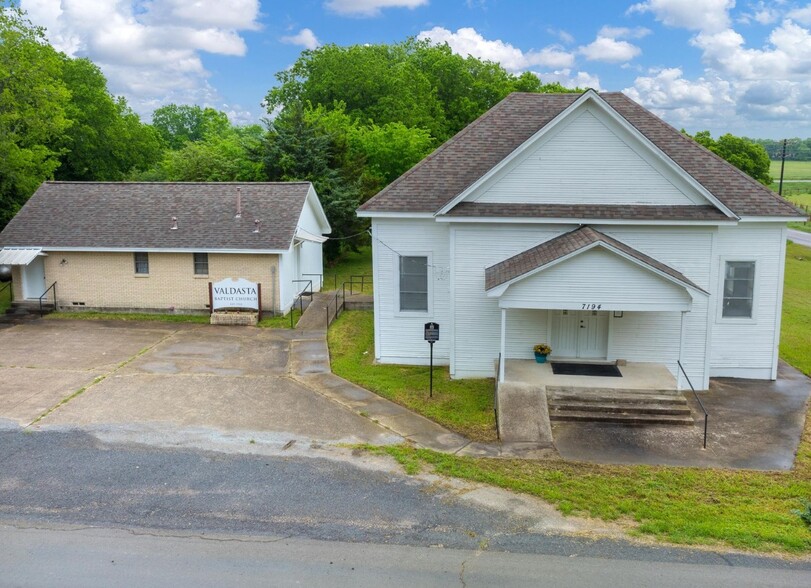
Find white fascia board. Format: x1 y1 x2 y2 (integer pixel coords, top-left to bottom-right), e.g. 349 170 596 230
434 216 736 226
486 240 707 298
498 299 692 312
737 216 808 222
38 247 287 254
435 90 737 220
356 211 436 219
306 183 332 234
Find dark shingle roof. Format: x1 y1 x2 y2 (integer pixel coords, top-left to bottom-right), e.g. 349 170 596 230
0 182 314 250
360 92 803 219
448 203 732 221
484 226 706 294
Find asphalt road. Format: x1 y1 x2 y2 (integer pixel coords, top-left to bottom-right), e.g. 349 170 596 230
0 426 809 585
788 229 811 248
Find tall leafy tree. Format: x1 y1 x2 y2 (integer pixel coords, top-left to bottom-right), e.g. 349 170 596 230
0 4 70 226
54 57 162 181
690 131 773 185
152 104 230 149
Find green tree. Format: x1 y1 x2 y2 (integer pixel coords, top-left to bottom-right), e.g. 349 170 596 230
265 103 364 260
54 57 162 180
151 104 230 149
691 131 773 185
0 4 70 226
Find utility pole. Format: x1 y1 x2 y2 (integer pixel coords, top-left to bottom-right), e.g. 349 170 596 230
779 138 787 197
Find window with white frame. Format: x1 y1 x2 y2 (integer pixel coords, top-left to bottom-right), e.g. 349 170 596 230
399 256 428 312
134 252 149 275
193 252 209 275
722 261 755 318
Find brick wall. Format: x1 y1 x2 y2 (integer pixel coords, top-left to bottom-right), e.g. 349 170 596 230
41 252 281 312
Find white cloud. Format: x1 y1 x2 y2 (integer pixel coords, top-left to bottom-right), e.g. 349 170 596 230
534 69 602 90
788 5 811 25
20 0 261 117
324 0 428 17
628 0 734 32
417 26 574 71
281 28 321 50
547 27 575 44
579 36 642 63
598 25 652 39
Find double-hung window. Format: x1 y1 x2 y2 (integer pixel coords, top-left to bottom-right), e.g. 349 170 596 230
722 261 755 318
193 253 209 275
399 256 428 312
134 252 149 275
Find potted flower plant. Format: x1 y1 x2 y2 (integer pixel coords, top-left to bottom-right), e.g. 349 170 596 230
533 343 552 363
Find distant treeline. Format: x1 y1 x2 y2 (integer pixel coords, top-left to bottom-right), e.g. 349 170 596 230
746 138 811 161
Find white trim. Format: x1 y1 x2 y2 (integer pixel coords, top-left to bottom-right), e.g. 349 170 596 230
393 251 433 317
677 311 686 391
715 257 759 324
499 308 506 383
703 230 718 389
771 226 788 379
449 225 457 378
356 211 436 219
294 227 328 244
436 90 737 219
372 223 382 362
434 216 737 226
26 247 288 255
487 240 708 298
305 183 332 234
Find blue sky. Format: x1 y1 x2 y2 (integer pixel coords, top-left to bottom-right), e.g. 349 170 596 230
19 1 811 138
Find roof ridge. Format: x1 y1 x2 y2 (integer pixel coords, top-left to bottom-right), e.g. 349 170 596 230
44 181 313 186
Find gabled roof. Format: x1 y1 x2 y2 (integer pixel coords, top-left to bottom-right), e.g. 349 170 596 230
0 182 324 251
446 203 731 222
484 226 706 294
359 92 802 219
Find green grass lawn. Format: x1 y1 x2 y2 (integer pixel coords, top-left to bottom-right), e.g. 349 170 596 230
770 159 811 181
328 310 497 441
345 242 811 554
324 246 374 294
780 242 811 375
0 282 11 314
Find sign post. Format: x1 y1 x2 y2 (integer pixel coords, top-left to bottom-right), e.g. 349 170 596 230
424 322 439 398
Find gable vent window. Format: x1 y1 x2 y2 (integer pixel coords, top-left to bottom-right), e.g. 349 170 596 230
722 261 755 318
134 252 149 275
193 253 209 275
399 256 428 312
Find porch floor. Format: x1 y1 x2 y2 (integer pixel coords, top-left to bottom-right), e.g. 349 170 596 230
503 359 677 391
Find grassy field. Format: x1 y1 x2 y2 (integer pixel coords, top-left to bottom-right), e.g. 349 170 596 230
338 242 811 554
780 242 811 375
770 159 811 181
329 310 497 441
324 246 374 294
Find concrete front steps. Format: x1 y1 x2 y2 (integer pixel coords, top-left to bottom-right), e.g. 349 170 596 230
547 386 694 426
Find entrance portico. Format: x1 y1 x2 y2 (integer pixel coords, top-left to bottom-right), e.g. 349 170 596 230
485 227 708 388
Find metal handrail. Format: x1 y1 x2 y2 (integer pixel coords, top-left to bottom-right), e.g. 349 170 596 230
302 273 323 290
494 353 501 440
289 279 313 328
38 281 57 317
347 274 372 296
325 287 345 329
678 360 708 449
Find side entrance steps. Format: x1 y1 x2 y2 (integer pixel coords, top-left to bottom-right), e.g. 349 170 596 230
0 301 54 326
547 386 694 426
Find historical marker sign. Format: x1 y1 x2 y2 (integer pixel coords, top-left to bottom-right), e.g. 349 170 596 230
424 322 440 342
211 277 260 311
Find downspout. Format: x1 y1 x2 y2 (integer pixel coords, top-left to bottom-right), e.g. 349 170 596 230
677 310 686 390
499 308 506 383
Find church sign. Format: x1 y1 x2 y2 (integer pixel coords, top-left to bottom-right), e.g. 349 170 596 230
210 277 261 311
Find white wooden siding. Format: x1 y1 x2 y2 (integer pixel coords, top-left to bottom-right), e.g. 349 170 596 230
453 226 567 377
297 197 325 292
372 218 451 364
710 224 785 378
474 108 703 206
498 248 692 311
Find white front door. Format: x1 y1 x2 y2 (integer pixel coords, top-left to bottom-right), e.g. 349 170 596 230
23 256 46 299
552 310 609 359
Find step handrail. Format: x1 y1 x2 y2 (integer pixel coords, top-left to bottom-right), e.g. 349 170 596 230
677 360 708 449
38 281 57 317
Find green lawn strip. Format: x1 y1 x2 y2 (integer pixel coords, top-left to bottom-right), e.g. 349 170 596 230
780 243 811 376
324 246 374 294
328 310 497 441
367 440 811 554
770 160 811 181
0 283 11 314
45 311 210 324
257 309 300 328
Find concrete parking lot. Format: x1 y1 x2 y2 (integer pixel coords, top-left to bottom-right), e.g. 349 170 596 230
0 320 400 445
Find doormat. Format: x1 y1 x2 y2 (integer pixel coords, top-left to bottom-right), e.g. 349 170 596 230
551 363 622 377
